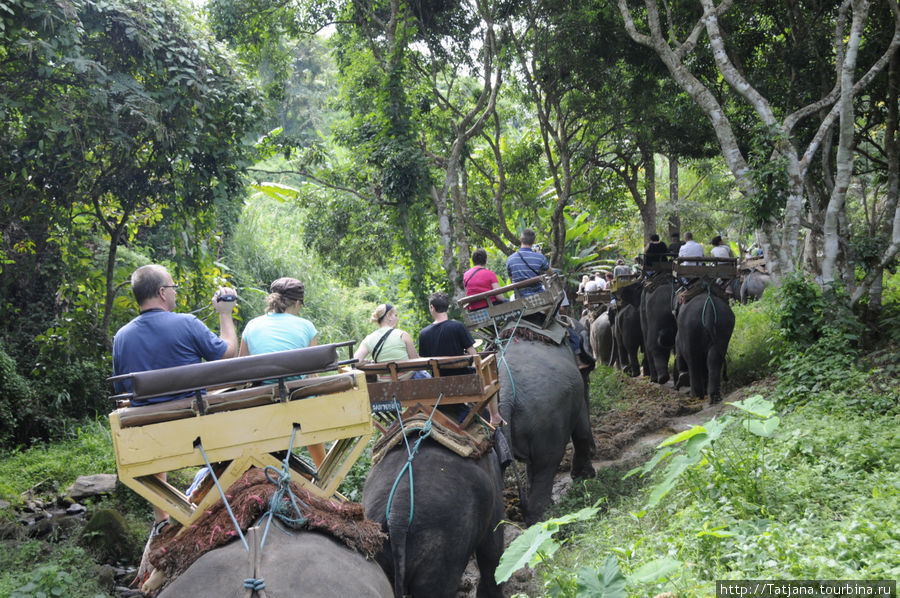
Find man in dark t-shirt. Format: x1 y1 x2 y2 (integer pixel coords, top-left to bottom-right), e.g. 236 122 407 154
418 292 501 425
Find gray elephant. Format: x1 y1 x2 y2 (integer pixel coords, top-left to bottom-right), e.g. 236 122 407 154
740 270 771 303
362 439 504 598
588 309 615 367
640 274 678 384
674 288 735 403
613 282 645 377
499 337 594 524
159 522 393 597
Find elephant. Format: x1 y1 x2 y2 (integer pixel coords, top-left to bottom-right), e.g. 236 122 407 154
362 439 504 598
613 282 645 377
159 522 393 597
589 309 614 367
740 270 771 303
640 274 678 384
498 337 594 524
674 287 735 403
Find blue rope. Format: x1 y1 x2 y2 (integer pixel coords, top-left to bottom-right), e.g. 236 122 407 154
491 310 524 405
197 443 249 551
384 393 443 525
260 426 309 550
700 282 718 326
243 578 266 591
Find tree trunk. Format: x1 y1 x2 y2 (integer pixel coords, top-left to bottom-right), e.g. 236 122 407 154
851 44 900 305
822 0 869 286
642 146 657 245
668 153 681 237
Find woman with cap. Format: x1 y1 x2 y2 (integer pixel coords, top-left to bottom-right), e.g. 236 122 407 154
354 304 420 379
238 277 325 466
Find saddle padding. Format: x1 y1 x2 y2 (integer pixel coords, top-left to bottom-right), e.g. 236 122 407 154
124 344 339 400
372 412 493 464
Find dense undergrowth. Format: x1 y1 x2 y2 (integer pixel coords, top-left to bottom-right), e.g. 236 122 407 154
515 274 900 597
1 275 898 597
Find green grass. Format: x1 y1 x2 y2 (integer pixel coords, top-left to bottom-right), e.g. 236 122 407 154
532 378 900 597
0 419 116 502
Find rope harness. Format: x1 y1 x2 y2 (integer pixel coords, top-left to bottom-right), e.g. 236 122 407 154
197 425 313 597
385 393 444 525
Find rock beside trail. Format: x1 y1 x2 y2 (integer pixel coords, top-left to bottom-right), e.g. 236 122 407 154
67 474 118 499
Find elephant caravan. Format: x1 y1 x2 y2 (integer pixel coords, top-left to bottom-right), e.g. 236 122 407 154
594 255 739 404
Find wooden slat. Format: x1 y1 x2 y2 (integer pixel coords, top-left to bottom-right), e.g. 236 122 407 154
366 374 483 403
457 275 543 307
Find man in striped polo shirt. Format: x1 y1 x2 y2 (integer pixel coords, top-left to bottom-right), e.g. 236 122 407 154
506 228 549 297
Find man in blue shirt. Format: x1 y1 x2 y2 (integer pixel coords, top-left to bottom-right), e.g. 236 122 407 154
506 228 550 297
112 264 237 531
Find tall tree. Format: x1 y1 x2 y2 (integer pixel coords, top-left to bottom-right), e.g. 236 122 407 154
616 0 900 295
1 0 262 348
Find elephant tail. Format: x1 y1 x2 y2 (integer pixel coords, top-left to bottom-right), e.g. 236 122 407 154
657 327 675 350
702 301 728 370
387 506 409 598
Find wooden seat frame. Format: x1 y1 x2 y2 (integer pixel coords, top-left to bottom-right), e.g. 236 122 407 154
457 273 565 332
674 256 738 279
359 353 500 437
107 344 372 529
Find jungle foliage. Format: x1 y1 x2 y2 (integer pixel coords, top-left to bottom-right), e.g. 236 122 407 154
1 0 898 452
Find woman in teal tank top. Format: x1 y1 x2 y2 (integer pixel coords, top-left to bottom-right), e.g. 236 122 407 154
238 277 326 467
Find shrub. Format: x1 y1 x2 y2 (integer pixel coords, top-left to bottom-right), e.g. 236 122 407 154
727 295 777 384
0 341 44 447
226 196 377 345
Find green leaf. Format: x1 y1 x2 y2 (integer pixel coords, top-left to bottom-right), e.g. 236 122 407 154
628 557 682 584
495 523 553 583
743 415 781 437
495 506 599 583
575 556 627 598
728 394 775 418
658 425 707 448
696 527 736 538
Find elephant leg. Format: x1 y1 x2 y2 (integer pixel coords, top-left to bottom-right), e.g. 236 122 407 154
707 350 724 403
570 400 595 479
580 369 597 455
687 355 706 400
650 349 669 385
524 457 559 525
474 525 504 598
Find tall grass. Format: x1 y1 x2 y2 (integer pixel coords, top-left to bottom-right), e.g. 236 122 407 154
226 196 378 346
727 291 778 385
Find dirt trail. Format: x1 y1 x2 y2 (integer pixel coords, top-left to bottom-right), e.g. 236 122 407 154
460 374 761 597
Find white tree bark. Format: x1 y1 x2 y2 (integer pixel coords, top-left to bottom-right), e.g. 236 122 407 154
821 0 869 286
617 0 900 287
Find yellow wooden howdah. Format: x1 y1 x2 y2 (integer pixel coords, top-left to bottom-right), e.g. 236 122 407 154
109 366 372 528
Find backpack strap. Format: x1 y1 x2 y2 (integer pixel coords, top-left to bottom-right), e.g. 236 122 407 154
370 328 395 362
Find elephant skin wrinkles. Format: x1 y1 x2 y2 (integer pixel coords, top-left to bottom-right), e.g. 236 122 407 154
499 338 594 524
158 521 393 598
362 439 504 598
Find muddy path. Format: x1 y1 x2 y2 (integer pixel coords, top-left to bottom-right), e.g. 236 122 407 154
459 373 767 597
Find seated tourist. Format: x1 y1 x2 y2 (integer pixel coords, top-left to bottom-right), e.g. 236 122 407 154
463 248 505 310
354 303 420 380
238 277 325 468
